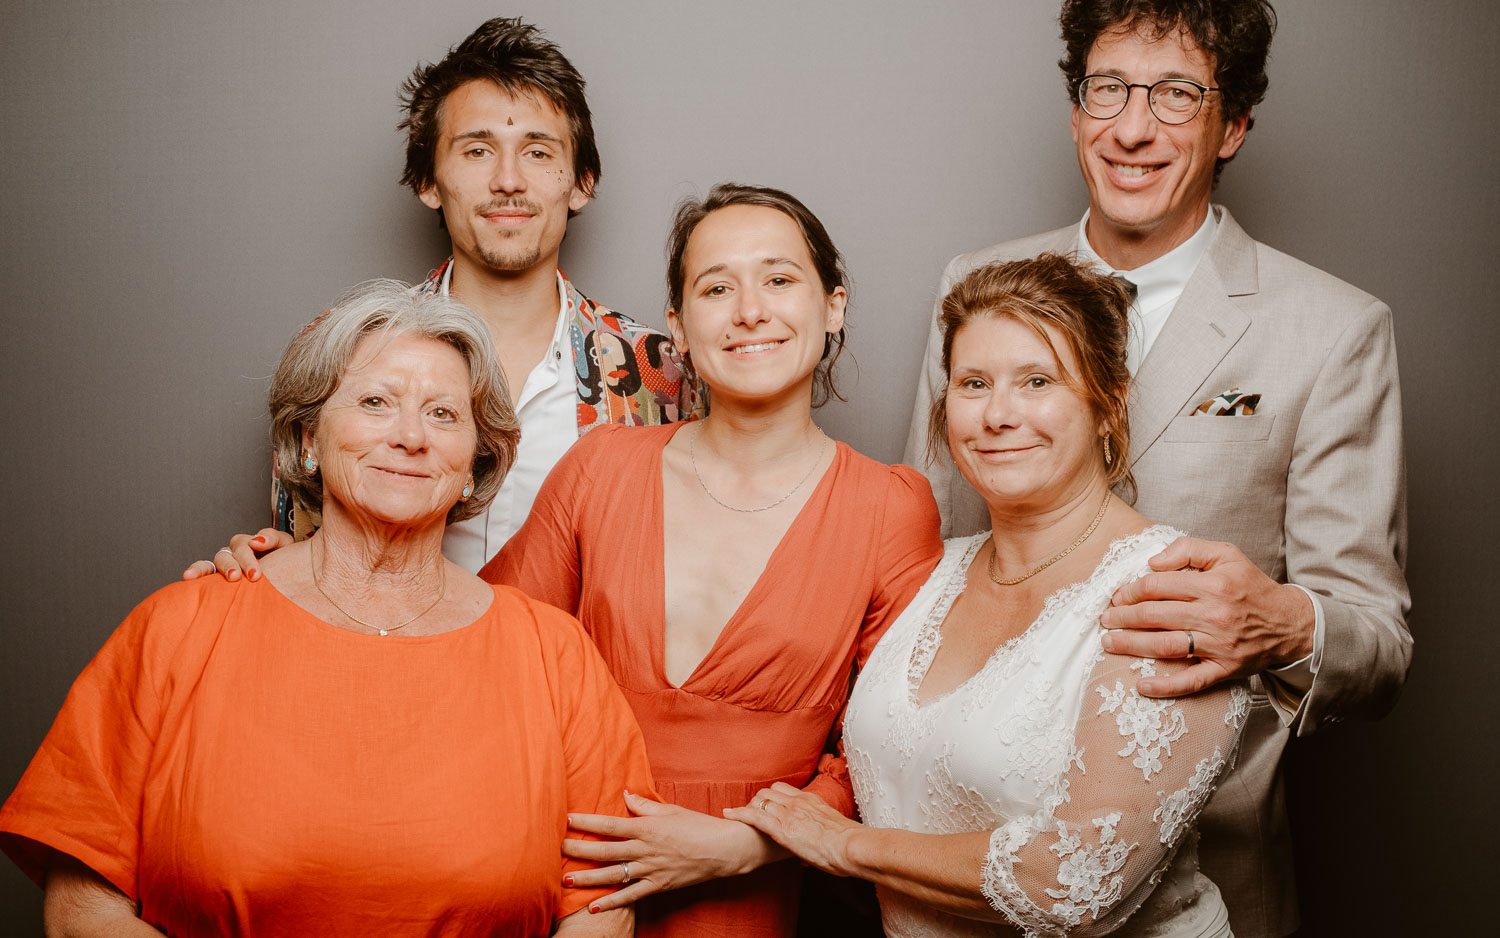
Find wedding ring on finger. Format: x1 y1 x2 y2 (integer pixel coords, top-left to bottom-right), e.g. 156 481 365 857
214 548 234 566
758 799 771 811
621 863 631 883
1185 630 1195 656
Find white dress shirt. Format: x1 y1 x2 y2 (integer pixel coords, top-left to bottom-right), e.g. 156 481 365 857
439 268 578 572
1076 207 1323 699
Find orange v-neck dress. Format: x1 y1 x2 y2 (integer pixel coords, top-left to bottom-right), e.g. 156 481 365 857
481 423 943 937
0 577 656 937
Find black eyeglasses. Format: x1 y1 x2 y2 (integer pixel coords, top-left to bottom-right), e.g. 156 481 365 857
1076 74 1221 125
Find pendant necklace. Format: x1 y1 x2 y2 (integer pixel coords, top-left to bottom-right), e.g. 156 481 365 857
987 491 1111 586
690 422 828 513
309 538 446 635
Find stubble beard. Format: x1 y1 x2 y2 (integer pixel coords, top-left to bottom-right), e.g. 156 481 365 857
477 237 543 274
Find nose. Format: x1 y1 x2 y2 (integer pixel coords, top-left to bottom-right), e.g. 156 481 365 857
981 387 1018 433
732 287 772 328
489 149 527 194
1111 85 1158 148
390 404 428 451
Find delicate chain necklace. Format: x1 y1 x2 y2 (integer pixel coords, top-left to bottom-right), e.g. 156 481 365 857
987 491 1112 586
309 538 446 636
690 422 828 513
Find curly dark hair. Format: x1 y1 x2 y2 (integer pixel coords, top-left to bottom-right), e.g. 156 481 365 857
398 18 600 214
1059 0 1276 179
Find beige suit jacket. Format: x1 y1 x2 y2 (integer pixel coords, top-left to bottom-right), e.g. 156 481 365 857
902 206 1411 938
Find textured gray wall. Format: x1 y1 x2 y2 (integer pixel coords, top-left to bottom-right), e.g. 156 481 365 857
2 1 1495 933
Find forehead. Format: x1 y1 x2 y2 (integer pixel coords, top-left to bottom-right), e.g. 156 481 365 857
952 313 1080 372
437 79 573 144
344 330 471 384
684 204 812 270
1086 22 1215 81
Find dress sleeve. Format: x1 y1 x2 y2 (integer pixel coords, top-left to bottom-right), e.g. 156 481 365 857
978 652 1251 937
0 588 193 898
534 601 659 918
479 425 615 610
805 465 943 817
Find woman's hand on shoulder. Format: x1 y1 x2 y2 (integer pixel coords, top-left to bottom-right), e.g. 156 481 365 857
723 781 862 877
562 791 787 912
181 528 291 582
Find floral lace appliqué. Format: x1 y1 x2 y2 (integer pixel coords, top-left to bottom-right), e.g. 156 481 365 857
1095 660 1187 781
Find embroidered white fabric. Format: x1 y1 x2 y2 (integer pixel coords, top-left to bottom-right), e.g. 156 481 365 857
844 527 1249 938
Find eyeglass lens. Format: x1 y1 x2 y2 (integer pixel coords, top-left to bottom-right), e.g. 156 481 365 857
1080 77 1205 123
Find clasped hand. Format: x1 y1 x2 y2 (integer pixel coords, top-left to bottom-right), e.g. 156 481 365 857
563 791 787 914
723 782 861 878
1099 535 1315 697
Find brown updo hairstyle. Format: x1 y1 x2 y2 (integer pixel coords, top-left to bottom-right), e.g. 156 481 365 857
927 252 1136 494
665 182 851 407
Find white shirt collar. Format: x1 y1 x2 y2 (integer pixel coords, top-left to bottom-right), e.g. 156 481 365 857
1074 205 1218 311
438 263 572 366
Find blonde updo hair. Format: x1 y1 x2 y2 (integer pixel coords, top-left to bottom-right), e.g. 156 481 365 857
928 253 1136 495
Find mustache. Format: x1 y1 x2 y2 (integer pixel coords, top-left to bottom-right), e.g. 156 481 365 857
474 198 541 216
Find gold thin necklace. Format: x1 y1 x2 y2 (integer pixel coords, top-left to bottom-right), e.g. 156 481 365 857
987 491 1112 586
690 422 828 513
309 538 446 636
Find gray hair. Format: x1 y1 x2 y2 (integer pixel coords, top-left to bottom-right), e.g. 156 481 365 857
269 280 519 525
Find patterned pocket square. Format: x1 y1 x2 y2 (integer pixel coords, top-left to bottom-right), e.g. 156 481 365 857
1192 387 1261 415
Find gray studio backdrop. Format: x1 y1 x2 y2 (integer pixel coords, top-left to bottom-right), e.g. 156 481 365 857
2 0 1495 933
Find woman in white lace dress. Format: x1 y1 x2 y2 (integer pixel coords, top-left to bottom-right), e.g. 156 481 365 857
728 254 1250 938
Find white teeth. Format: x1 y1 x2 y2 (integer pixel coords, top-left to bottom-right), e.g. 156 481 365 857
732 341 782 353
1111 162 1161 177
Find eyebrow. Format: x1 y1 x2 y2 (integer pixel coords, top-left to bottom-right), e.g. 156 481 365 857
1091 68 1209 84
690 257 809 288
450 129 566 145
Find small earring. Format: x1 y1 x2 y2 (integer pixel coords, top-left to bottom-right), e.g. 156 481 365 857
460 475 474 501
301 449 319 473
1102 435 1113 466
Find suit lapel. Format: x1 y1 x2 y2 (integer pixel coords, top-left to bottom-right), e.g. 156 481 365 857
1128 208 1257 466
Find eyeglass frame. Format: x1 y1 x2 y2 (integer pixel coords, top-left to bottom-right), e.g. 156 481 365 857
1075 74 1222 125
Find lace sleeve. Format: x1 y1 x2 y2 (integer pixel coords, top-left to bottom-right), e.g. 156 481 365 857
979 651 1250 937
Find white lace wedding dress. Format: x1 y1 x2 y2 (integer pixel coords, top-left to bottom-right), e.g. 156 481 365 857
844 528 1250 938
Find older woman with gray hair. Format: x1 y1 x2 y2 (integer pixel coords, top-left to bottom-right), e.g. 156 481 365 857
0 281 653 937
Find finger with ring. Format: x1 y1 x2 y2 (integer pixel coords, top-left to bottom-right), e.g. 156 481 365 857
621 862 631 883
214 548 234 564
758 799 771 811
1185 630 1195 656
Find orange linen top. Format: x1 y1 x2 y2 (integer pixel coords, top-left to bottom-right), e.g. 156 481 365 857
0 577 656 937
481 423 943 937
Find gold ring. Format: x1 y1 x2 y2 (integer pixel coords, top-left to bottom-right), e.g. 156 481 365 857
1185 630 1195 656
758 799 770 811
621 862 631 883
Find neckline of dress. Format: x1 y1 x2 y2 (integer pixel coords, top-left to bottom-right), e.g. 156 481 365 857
906 525 1177 709
653 422 848 691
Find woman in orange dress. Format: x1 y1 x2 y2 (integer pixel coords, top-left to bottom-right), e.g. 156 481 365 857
0 282 653 936
480 184 943 936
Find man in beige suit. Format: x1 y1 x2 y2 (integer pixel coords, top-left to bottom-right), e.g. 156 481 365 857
903 2 1410 936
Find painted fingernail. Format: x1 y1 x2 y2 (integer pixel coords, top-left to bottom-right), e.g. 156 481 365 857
563 875 574 886
589 905 600 914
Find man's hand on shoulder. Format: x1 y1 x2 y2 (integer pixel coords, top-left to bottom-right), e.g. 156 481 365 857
1099 536 1315 697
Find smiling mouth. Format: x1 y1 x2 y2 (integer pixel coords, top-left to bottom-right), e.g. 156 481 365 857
728 340 786 354
374 467 430 479
1107 159 1166 177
